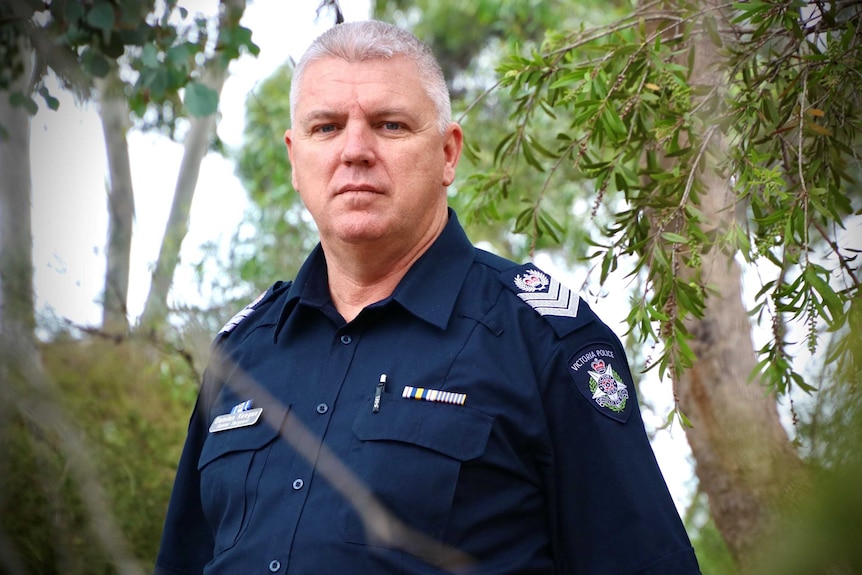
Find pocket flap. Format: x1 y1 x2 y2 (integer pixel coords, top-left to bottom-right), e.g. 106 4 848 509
198 403 289 470
353 400 492 461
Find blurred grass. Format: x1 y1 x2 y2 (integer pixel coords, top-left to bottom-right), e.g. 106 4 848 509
0 336 198 574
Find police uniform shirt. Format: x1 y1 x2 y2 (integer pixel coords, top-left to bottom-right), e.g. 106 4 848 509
155 210 700 575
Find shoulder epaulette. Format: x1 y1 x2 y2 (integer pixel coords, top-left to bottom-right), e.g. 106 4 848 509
217 280 293 337
499 264 596 338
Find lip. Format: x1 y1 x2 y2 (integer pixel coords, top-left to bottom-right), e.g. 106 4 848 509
336 184 384 195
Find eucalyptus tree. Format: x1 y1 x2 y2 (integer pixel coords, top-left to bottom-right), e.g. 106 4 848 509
472 0 861 570
0 1 255 571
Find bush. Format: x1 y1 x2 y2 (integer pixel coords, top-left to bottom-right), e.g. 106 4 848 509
0 336 198 574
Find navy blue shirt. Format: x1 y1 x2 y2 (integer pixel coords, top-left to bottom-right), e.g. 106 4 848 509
156 211 699 574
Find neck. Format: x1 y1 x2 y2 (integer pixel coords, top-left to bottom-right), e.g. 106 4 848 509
323 219 446 323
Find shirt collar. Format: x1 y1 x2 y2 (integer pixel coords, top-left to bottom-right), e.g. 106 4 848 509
273 209 474 341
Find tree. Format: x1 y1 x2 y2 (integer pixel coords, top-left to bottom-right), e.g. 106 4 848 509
0 13 37 347
1 0 258 337
0 1 254 570
138 0 256 334
475 0 860 570
97 68 135 334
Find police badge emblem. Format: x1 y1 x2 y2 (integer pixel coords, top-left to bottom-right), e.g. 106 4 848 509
514 269 550 292
568 344 633 422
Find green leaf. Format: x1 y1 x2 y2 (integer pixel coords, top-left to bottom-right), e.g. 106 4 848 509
167 43 193 67
9 92 38 115
804 266 844 323
86 2 115 32
677 408 694 428
140 67 168 98
81 48 110 78
38 86 60 111
185 82 219 117
141 43 159 68
661 232 688 244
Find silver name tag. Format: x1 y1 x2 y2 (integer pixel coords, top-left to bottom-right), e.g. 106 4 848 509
209 407 263 433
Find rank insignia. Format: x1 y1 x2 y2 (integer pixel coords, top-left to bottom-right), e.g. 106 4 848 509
511 267 579 319
218 290 267 335
568 345 632 422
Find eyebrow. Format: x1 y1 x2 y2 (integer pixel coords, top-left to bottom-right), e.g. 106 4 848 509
299 107 418 127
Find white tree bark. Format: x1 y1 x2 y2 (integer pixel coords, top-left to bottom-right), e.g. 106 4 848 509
96 69 135 335
138 0 248 332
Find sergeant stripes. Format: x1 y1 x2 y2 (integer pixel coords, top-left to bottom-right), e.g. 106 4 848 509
516 277 580 318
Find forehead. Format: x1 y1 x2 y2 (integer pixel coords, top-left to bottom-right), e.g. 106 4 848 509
294 56 431 116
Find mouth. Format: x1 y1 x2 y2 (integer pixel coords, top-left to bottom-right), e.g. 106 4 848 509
336 184 383 196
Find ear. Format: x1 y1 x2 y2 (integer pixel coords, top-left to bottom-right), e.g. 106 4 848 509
284 129 299 190
441 122 463 187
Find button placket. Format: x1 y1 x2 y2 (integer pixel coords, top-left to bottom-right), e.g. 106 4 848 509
263 324 361 570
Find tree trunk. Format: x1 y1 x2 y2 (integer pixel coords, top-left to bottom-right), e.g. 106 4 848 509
673 170 809 572
0 36 37 345
96 69 135 335
138 0 247 333
643 1 810 570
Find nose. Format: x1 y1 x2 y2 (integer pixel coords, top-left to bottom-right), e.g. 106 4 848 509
340 122 375 166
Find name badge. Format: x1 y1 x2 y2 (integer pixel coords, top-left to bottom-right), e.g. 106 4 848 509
209 407 263 433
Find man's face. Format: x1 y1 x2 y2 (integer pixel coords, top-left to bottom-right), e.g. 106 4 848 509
285 55 462 251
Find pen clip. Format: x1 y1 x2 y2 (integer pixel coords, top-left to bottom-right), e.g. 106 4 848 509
372 374 387 413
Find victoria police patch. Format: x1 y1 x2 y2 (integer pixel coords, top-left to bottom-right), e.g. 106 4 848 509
568 344 633 423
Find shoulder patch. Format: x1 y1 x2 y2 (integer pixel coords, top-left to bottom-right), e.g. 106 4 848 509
500 264 591 337
218 290 268 335
512 267 579 318
568 344 633 423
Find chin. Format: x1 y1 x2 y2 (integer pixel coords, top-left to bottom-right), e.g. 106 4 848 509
329 214 394 243
329 220 390 245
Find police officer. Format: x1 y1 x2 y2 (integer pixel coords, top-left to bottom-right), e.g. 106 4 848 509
155 20 700 574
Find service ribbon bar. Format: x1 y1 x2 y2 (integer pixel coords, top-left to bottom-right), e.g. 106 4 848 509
401 386 466 406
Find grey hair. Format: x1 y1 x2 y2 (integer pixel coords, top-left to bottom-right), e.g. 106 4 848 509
289 20 452 134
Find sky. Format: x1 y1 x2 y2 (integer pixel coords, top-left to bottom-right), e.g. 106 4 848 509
28 0 697 514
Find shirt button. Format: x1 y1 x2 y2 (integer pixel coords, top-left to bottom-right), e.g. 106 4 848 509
268 559 281 572
292 478 304 490
340 334 352 344
316 403 329 414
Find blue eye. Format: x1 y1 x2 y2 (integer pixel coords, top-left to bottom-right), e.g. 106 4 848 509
383 122 401 130
318 125 336 133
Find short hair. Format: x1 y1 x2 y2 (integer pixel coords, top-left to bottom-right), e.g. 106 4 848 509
290 20 452 134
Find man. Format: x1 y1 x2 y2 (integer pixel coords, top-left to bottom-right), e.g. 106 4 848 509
156 20 700 574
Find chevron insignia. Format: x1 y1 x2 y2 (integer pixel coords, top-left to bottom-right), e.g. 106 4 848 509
513 268 579 318
218 290 267 335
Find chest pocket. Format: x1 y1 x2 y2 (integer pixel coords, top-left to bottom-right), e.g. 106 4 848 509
342 399 493 550
198 403 289 557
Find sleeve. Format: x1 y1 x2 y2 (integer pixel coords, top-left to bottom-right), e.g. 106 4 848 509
541 330 701 574
154 370 219 575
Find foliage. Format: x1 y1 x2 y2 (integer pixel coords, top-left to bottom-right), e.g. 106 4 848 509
466 0 861 397
0 338 198 574
686 514 739 575
0 0 259 135
373 0 566 88
230 62 319 289
753 324 862 575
